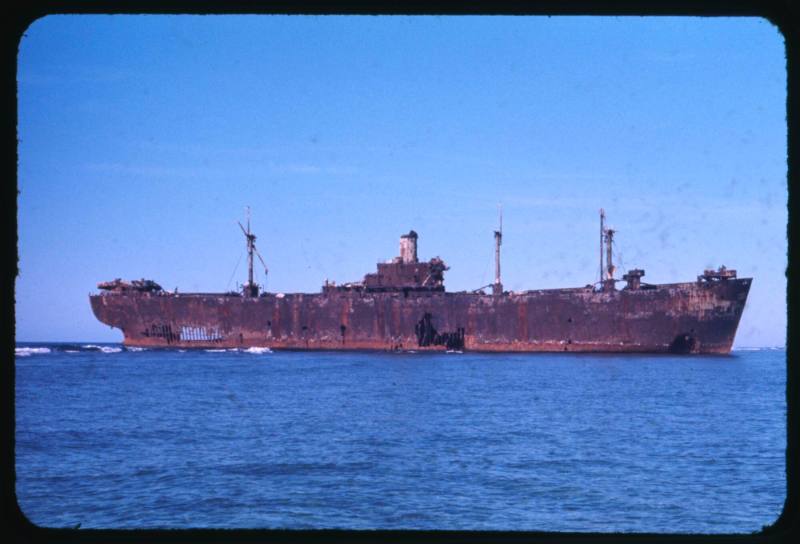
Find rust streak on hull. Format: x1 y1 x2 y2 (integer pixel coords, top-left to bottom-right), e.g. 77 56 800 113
90 279 751 355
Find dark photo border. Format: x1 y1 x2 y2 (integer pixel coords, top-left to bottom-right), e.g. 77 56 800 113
4 1 797 543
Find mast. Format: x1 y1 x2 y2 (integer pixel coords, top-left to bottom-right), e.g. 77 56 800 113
238 206 268 298
599 208 616 291
605 226 616 282
599 208 605 286
246 207 254 292
493 205 503 296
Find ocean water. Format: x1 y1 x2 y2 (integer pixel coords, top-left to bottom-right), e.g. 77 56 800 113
15 344 786 532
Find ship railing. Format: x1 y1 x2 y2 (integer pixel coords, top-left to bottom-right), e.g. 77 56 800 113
172 291 243 297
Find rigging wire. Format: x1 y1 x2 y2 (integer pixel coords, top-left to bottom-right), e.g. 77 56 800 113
477 237 495 292
612 238 626 274
255 257 268 292
226 252 244 292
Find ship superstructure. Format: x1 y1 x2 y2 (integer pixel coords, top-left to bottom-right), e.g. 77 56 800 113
90 210 751 354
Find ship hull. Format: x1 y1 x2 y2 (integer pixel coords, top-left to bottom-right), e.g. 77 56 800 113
89 278 751 354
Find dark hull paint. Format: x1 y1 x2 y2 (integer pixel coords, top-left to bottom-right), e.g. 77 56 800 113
90 278 751 354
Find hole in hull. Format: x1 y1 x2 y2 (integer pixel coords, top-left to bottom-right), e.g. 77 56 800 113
415 313 465 350
669 333 697 354
178 326 224 343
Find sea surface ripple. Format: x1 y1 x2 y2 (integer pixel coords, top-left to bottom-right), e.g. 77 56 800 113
15 344 786 532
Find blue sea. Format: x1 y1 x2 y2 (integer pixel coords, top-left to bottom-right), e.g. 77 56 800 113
14 343 786 532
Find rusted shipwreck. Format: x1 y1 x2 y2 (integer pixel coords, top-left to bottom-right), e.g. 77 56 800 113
90 210 751 354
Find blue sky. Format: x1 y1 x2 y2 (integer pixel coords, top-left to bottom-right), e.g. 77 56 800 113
16 15 786 346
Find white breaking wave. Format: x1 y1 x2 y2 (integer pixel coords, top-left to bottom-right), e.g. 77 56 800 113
244 346 273 354
81 344 122 353
15 347 51 357
125 346 147 352
205 349 227 353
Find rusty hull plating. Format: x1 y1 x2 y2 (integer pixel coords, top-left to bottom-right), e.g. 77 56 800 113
90 218 751 354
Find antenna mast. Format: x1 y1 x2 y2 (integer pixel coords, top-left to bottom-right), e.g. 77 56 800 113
493 205 503 296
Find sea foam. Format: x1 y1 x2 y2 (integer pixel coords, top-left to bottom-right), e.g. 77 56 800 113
244 346 273 354
82 344 123 353
15 347 51 357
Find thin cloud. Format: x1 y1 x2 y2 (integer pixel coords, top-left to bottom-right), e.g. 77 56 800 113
18 65 141 86
84 162 217 178
267 162 358 176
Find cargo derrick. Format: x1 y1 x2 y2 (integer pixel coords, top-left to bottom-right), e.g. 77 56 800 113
90 211 751 354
